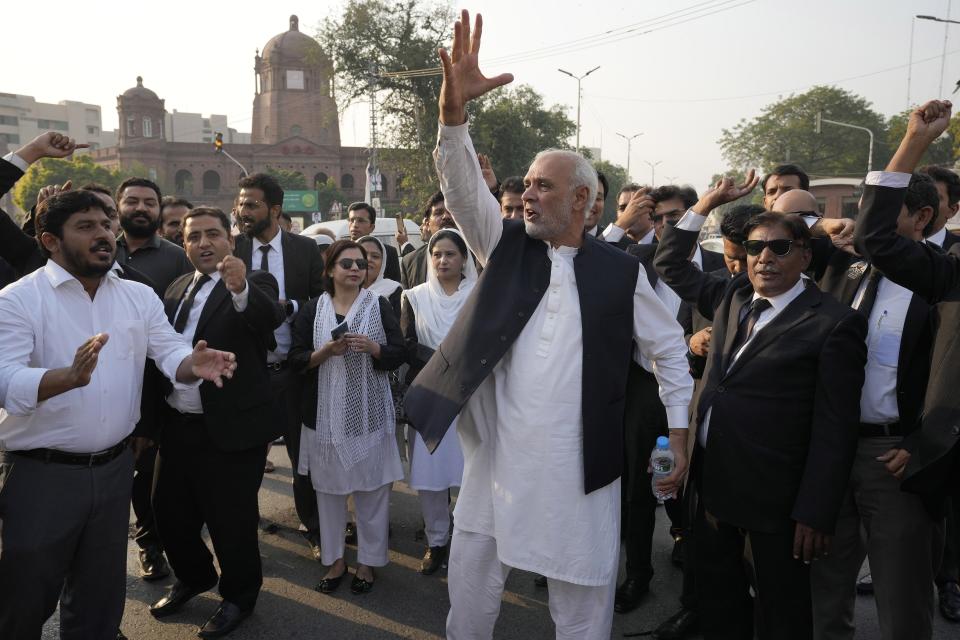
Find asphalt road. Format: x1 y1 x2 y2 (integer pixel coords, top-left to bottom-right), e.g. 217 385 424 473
41 446 958 639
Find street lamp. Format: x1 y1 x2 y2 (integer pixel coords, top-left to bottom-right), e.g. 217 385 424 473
558 66 600 153
644 160 662 187
214 131 249 177
815 112 875 173
616 132 643 181
917 12 960 96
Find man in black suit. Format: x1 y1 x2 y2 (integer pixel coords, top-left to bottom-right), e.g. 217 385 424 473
345 201 401 281
401 191 458 288
922 165 960 252
600 183 655 249
855 98 960 625
232 172 326 557
653 178 867 640
149 207 283 638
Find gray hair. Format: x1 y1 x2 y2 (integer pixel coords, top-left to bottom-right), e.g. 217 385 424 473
531 149 598 213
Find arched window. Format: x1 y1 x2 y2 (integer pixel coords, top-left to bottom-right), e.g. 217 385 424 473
143 117 152 138
314 172 329 189
341 173 354 190
202 170 221 194
291 125 302 137
175 170 193 195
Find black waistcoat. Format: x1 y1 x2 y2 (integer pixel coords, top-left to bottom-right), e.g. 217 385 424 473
404 220 639 493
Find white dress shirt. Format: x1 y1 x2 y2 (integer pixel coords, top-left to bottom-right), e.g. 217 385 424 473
2 152 29 172
166 272 248 414
602 223 655 245
639 246 704 372
434 121 692 586
927 226 948 248
252 228 293 362
0 261 193 452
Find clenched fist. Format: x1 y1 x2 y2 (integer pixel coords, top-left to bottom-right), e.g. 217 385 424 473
217 255 247 294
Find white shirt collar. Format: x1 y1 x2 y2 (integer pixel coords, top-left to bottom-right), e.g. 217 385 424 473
192 270 222 286
752 277 806 312
43 259 119 289
252 227 283 253
692 245 703 269
927 226 947 248
638 228 656 245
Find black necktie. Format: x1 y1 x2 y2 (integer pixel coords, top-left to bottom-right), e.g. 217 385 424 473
730 297 772 357
173 274 211 334
258 245 270 273
857 266 883 318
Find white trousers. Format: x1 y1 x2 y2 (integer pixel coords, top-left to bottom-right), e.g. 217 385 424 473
419 489 451 548
446 528 616 640
316 484 391 567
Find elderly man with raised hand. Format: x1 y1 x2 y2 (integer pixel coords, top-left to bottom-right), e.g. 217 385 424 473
404 11 693 640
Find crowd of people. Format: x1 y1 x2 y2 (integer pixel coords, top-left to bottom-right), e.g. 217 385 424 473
2 9 960 640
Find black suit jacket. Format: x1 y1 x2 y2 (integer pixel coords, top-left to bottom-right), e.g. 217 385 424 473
654 225 867 534
234 230 325 318
163 271 285 450
382 242 402 283
942 230 960 252
400 242 416 257
401 243 429 289
855 183 960 496
0 158 47 277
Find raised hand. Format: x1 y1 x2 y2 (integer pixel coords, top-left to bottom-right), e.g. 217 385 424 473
69 333 109 388
395 215 409 247
615 187 654 230
37 180 73 209
697 169 759 214
190 340 237 388
217 255 247 294
478 153 498 191
906 99 953 145
438 10 514 125
16 132 90 164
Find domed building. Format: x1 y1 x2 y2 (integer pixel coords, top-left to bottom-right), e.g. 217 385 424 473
89 16 398 227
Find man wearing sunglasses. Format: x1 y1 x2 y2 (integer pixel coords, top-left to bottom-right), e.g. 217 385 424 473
653 176 867 640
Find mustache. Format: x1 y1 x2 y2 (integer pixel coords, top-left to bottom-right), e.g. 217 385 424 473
91 241 113 252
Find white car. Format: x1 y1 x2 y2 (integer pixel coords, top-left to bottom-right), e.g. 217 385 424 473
301 218 424 251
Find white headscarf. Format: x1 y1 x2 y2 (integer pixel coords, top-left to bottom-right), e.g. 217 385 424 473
403 228 478 349
358 235 402 300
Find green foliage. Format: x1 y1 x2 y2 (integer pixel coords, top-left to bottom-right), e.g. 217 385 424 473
719 86 891 178
592 159 629 226
316 177 347 215
13 155 142 213
264 166 308 191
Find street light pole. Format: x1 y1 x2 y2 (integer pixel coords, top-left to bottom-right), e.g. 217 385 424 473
616 132 643 181
558 66 600 153
917 12 960 96
908 16 917 107
644 160 662 187
816 112 875 173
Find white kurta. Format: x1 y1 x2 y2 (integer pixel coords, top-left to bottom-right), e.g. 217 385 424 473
410 424 464 491
434 122 694 587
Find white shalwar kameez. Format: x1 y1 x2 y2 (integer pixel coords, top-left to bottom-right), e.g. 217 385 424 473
434 121 693 640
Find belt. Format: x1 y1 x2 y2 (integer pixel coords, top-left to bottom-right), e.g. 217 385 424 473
859 422 904 438
266 361 288 372
5 436 132 466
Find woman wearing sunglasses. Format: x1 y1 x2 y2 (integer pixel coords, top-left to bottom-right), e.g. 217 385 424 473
289 239 406 595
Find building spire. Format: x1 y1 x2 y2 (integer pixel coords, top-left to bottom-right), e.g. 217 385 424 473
290 15 299 31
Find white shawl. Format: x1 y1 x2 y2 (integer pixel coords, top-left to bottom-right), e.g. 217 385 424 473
358 235 402 301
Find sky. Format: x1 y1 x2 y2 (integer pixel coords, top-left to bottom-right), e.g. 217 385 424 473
6 0 959 193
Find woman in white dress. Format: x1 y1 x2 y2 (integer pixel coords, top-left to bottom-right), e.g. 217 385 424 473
357 235 403 320
289 239 405 595
401 228 478 575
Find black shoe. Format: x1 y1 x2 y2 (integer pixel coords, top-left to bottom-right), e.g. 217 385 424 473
150 579 217 618
197 601 251 638
940 581 960 622
315 567 347 594
614 578 649 614
533 574 548 588
350 573 375 594
671 535 684 568
652 608 700 640
856 573 874 596
420 545 447 575
139 546 170 582
300 530 322 562
345 522 358 545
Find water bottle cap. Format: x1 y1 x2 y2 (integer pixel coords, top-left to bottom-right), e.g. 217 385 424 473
656 436 669 449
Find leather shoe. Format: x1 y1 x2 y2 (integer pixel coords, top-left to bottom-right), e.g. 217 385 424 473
197 601 251 638
671 535 684 568
150 579 216 618
300 530 322 563
614 578 649 613
940 581 960 622
653 608 700 639
856 573 874 596
420 545 447 575
139 546 170 582
315 567 347 594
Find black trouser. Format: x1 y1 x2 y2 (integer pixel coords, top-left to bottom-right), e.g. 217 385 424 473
678 478 699 612
0 448 134 640
153 410 266 611
693 448 812 640
621 363 683 584
270 366 319 534
131 444 161 550
937 497 959 587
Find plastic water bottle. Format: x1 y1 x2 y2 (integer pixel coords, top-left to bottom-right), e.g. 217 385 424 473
650 436 675 500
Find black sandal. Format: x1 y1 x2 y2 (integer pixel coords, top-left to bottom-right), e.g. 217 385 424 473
315 567 348 594
350 574 375 594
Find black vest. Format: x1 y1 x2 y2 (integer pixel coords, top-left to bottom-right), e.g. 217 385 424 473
404 220 639 493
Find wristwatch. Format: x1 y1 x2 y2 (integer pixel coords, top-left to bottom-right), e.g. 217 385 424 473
284 300 294 316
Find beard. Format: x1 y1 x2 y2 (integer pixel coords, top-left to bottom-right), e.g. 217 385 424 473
525 193 574 241
242 216 272 239
120 211 160 238
62 240 115 278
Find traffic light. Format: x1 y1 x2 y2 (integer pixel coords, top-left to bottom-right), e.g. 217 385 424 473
214 132 223 153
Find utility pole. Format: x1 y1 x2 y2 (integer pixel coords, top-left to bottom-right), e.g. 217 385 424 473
558 66 600 153
644 160 662 187
616 132 643 181
368 61 380 206
816 112 875 173
917 11 960 96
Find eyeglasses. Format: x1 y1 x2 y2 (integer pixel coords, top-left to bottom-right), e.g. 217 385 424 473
742 239 804 257
337 258 369 270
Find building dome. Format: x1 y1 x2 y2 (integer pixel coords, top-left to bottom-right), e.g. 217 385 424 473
122 76 160 102
261 15 328 65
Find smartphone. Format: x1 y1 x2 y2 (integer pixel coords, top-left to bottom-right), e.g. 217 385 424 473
395 215 404 231
331 321 349 340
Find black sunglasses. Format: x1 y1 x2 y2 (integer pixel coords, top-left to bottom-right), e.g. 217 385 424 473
337 258 369 270
742 239 804 257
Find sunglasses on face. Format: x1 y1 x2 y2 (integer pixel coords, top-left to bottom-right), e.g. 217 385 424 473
337 258 369 270
742 239 804 257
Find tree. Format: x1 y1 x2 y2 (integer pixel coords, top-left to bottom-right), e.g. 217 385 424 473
719 86 890 178
316 177 347 216
12 155 143 214
592 159 629 226
264 167 307 191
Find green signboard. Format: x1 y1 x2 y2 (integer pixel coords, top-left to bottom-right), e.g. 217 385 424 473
283 190 319 212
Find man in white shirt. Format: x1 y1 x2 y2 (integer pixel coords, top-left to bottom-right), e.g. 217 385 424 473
407 12 693 639
0 190 237 639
